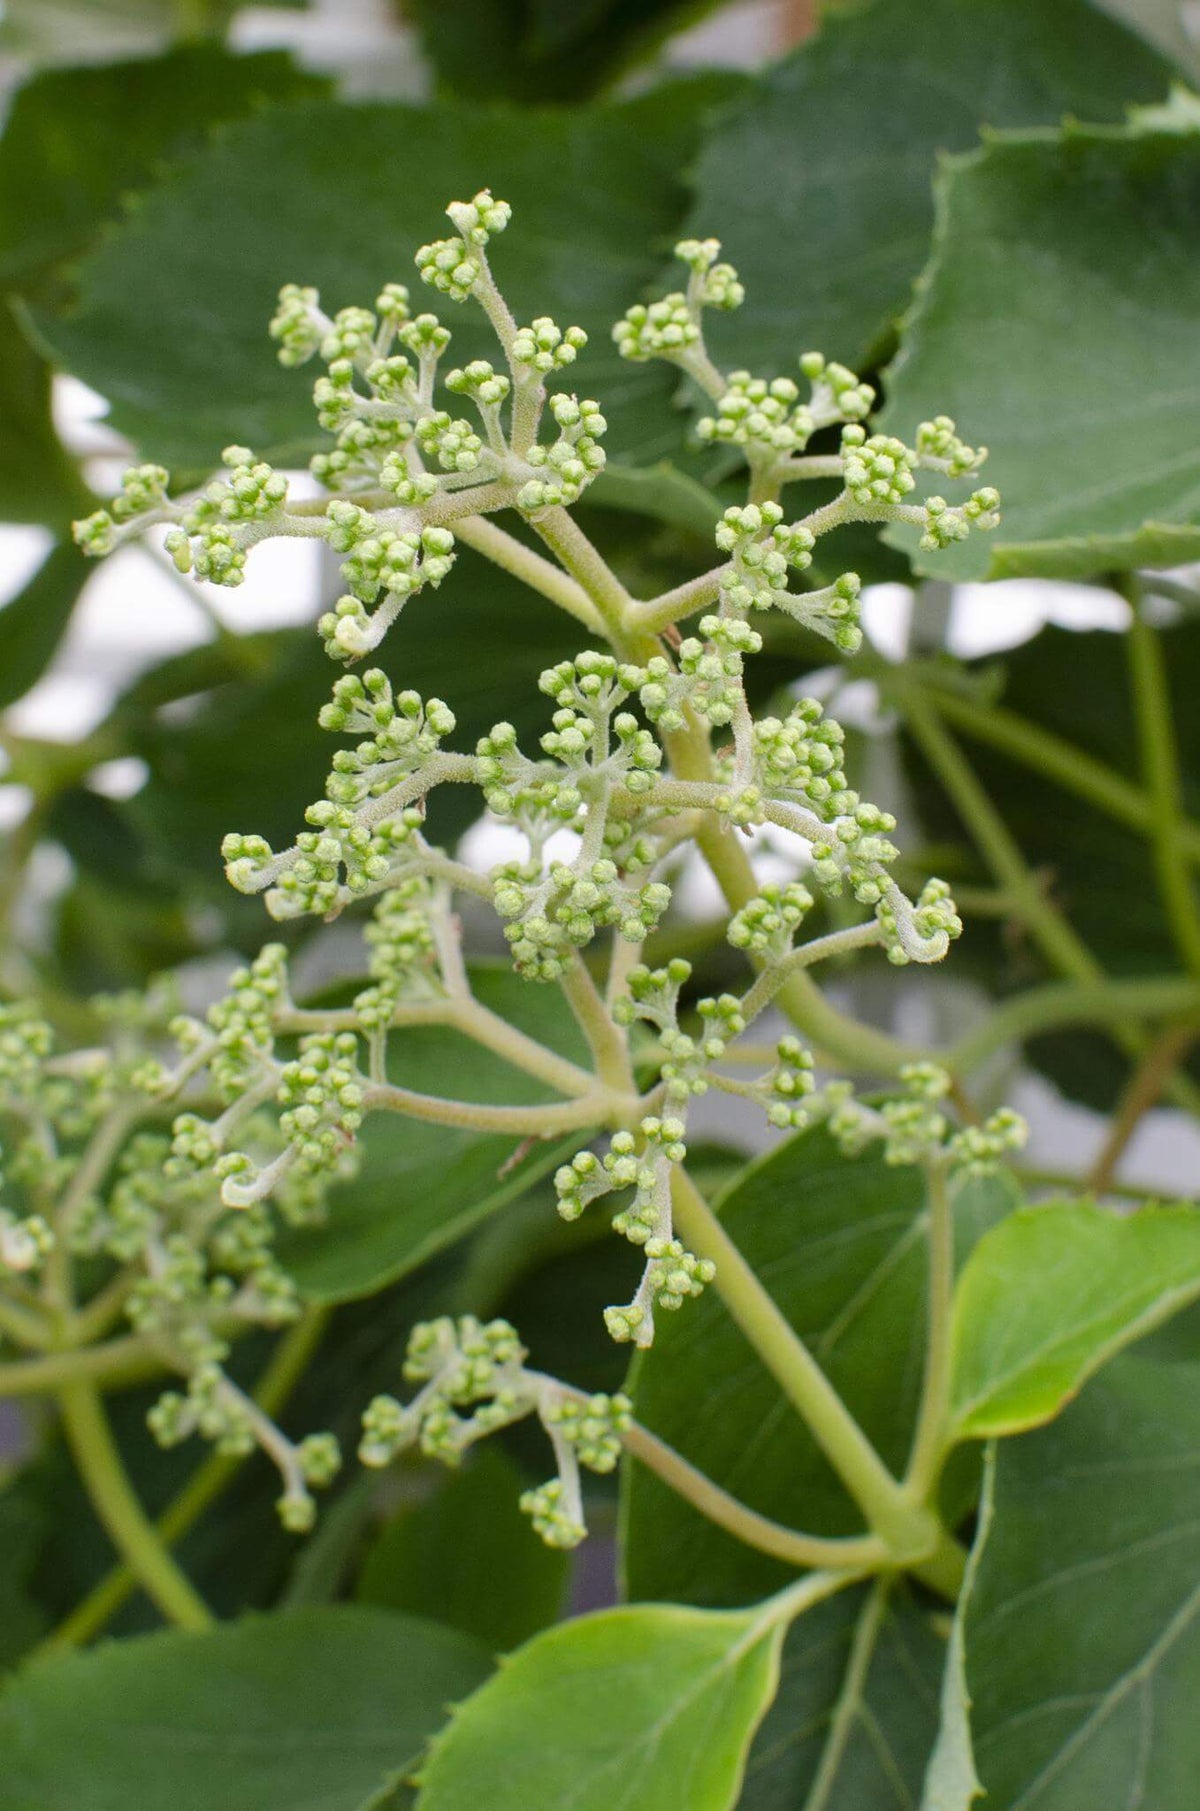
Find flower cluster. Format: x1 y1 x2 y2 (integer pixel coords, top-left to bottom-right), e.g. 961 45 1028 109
358 1316 632 1549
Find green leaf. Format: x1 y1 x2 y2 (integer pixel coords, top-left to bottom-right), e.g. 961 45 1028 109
919 1450 991 1811
0 309 89 528
0 44 328 294
39 87 718 474
966 1356 1200 1805
622 1130 1016 1807
742 1580 946 1811
882 123 1200 580
281 963 591 1304
0 1605 490 1811
950 1200 1200 1439
412 0 726 103
415 1599 788 1811
356 1446 567 1653
681 0 1174 380
0 537 90 706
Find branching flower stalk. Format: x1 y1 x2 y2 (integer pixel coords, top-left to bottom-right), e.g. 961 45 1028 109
0 192 1025 1625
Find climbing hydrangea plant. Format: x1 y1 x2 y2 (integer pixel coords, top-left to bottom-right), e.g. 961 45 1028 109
57 192 1012 1553
12 160 1200 1811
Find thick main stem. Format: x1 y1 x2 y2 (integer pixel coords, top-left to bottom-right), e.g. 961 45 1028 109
904 1165 955 1495
670 1168 958 1586
58 1379 212 1632
1126 593 1200 978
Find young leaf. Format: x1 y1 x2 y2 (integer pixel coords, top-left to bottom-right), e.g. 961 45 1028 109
882 124 1200 580
0 1606 491 1811
949 1200 1200 1439
415 1599 795 1811
966 1356 1200 1805
682 0 1175 378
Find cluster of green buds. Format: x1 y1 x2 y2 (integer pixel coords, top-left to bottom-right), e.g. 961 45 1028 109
0 981 353 1529
358 1316 631 1549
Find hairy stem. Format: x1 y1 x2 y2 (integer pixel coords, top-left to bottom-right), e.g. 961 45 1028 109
561 954 634 1094
0 1333 161 1396
1087 1017 1200 1194
453 515 604 634
670 1167 956 1582
1126 589 1200 977
616 1420 886 1572
58 1379 212 1632
904 1165 955 1495
361 1080 625 1134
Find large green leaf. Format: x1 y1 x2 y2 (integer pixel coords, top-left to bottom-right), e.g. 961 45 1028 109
622 1130 1016 1808
412 0 727 103
882 123 1200 580
0 310 90 527
681 0 1174 381
281 962 590 1304
965 1356 1200 1806
950 1200 1200 1439
0 45 328 295
741 1580 946 1811
415 1598 789 1811
0 1605 490 1811
39 83 724 475
356 1445 567 1654
0 537 90 705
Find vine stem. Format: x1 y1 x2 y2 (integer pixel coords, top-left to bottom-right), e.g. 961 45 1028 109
452 515 604 634
0 1333 161 1396
1125 586 1200 978
560 954 634 1093
904 1165 955 1495
1087 1017 1200 1195
669 1167 963 1593
361 1080 627 1135
902 691 1200 1117
57 1379 212 1632
884 669 1200 864
947 973 1200 1073
38 1309 329 1654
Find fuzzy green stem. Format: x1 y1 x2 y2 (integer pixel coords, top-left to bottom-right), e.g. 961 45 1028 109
629 564 729 636
560 954 634 1093
904 691 1200 1116
739 921 887 1026
453 515 604 633
948 974 1200 1073
362 1079 626 1135
58 1380 212 1632
670 1167 955 1581
0 1333 161 1396
531 507 633 646
616 1420 886 1572
904 1165 955 1495
1126 591 1200 977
